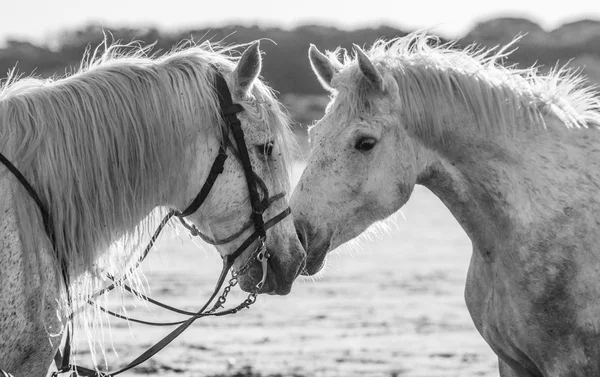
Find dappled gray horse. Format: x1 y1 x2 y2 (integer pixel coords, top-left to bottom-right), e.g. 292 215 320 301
292 32 600 376
1 41 305 376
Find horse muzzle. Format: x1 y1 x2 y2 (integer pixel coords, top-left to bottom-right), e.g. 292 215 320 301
237 245 305 295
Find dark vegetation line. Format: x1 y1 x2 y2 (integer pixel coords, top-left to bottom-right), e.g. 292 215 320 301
2 18 600 96
2 18 600 138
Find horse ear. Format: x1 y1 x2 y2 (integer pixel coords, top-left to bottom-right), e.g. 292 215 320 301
233 41 262 96
353 44 384 92
309 44 338 92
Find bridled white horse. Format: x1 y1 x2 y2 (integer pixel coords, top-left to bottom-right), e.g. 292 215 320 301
0 40 305 376
292 33 600 376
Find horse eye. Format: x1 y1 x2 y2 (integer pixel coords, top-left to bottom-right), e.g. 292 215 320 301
355 137 377 152
257 142 274 156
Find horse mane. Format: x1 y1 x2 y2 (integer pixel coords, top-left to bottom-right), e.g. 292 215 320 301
0 38 293 320
326 31 600 138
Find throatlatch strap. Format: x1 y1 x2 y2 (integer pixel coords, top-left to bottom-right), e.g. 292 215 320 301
178 145 228 217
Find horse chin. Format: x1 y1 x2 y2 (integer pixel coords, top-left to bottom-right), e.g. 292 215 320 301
302 242 330 276
302 254 327 276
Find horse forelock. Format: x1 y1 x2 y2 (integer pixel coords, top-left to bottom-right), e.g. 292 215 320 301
323 31 600 138
245 80 296 191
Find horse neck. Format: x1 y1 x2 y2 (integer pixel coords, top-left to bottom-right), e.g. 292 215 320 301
71 124 210 257
414 114 595 254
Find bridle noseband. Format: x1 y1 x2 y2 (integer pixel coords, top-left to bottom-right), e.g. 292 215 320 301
0 68 292 377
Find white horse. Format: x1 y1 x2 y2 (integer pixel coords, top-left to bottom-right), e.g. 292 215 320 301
292 32 600 376
0 40 305 376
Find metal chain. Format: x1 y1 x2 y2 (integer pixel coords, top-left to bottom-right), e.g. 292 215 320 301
207 239 266 314
207 271 239 313
216 290 258 314
223 289 259 313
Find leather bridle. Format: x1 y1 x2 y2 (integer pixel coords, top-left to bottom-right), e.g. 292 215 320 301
0 68 292 377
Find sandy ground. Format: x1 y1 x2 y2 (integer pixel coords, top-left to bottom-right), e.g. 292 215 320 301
66 164 499 377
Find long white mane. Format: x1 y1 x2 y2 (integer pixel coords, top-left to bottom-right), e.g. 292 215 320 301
1 41 232 287
327 32 600 138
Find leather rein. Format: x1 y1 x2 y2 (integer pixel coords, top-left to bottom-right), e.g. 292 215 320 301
0 69 291 377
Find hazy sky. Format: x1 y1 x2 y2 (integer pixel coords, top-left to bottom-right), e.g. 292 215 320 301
2 0 600 43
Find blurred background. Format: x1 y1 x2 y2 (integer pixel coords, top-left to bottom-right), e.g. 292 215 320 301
3 1 599 376
3 1 600 149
